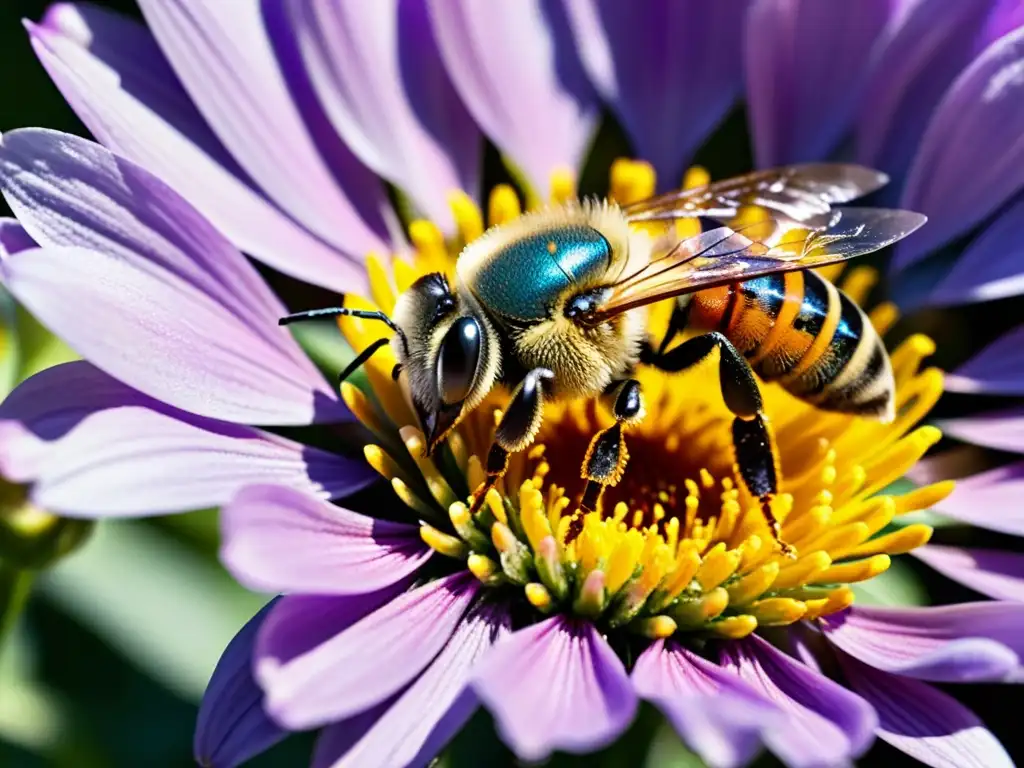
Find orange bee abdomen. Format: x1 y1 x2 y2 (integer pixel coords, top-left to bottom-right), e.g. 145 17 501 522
683 270 894 420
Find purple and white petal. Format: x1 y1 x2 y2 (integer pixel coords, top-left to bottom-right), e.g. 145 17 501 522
837 649 1013 768
941 408 1024 454
823 604 1024 682
719 635 877 767
473 616 636 762
29 5 373 293
945 325 1024 397
256 587 410 674
933 462 1024 536
0 217 33 260
895 25 1024 272
221 484 430 595
313 603 511 768
194 600 286 768
0 362 372 517
0 129 343 426
856 0 994 188
982 0 1024 46
914 544 1024 602
282 0 480 230
633 640 778 768
429 0 598 196
745 0 893 168
134 0 392 260
261 572 478 730
929 194 1024 306
565 0 747 186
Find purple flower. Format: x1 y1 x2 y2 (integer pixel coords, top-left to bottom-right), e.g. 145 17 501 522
0 2 1022 768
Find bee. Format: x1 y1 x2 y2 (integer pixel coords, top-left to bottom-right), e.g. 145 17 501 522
281 164 925 552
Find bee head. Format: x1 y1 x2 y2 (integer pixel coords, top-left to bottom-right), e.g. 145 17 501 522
392 273 500 454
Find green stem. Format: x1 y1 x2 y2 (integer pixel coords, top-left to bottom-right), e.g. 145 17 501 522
0 562 34 657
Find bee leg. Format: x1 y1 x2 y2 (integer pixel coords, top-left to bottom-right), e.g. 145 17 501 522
647 332 794 556
468 368 554 514
573 379 644 537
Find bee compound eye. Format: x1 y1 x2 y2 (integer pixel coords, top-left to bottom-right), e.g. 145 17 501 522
437 317 482 405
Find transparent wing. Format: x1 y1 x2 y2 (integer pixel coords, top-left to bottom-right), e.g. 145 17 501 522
583 208 925 323
622 163 889 232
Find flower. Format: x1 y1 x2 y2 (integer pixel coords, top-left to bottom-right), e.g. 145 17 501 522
0 1 1022 767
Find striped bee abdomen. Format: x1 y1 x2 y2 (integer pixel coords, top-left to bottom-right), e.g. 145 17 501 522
679 269 895 421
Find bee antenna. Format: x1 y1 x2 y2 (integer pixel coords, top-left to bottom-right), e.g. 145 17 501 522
279 304 409 357
338 337 392 386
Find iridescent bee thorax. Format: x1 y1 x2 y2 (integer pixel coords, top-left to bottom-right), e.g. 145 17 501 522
455 202 652 400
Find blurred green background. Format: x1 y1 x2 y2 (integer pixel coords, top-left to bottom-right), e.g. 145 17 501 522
1 1 1023 766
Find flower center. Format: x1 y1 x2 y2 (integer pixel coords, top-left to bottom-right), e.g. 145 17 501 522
334 161 953 642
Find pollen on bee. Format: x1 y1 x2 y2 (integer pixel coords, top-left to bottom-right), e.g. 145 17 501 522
546 240 557 254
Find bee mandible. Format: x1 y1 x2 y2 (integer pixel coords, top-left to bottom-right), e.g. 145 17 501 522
280 164 926 553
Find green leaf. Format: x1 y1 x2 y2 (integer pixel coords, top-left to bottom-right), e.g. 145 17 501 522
645 718 707 768
12 302 78 385
36 521 266 702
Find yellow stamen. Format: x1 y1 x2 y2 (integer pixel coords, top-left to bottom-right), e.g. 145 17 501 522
848 524 933 557
363 444 402 483
694 543 742 591
467 553 502 584
400 427 457 508
525 582 554 613
609 159 655 204
448 190 484 244
420 524 468 559
749 597 807 626
709 615 758 639
669 587 729 626
813 554 891 585
488 184 521 226
727 561 780 605
631 615 678 639
549 167 576 205
391 478 435 519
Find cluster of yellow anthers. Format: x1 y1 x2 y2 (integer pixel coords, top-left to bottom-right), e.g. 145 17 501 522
337 161 953 641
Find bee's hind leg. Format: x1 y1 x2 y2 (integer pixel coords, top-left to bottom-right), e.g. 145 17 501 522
469 368 554 514
569 379 645 540
644 332 794 557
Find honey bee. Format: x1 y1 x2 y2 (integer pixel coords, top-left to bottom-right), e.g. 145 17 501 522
281 164 925 552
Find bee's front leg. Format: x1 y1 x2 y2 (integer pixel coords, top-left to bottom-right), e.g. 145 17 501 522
571 379 645 536
644 332 794 557
469 368 554 514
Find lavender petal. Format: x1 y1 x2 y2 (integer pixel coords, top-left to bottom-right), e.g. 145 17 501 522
0 362 371 517
281 0 480 230
719 634 877 767
135 0 392 259
565 0 747 186
194 600 285 768
429 0 598 196
29 3 375 293
945 325 1024 396
914 545 1024 602
895 26 1024 272
823 604 1024 682
856 0 994 188
837 649 1014 768
313 603 511 768
260 573 478 730
745 0 893 168
933 460 1024 537
472 615 636 762
0 129 344 426
632 640 778 768
0 217 33 259
220 484 431 595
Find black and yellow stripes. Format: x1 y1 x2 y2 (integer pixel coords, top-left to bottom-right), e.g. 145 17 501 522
679 269 894 420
